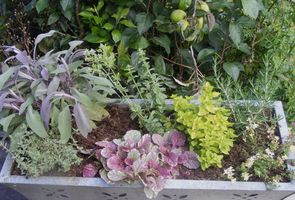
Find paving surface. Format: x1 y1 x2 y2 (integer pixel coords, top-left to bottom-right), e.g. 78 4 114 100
0 149 27 200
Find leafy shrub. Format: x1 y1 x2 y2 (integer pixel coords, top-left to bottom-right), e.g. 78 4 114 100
8 127 81 177
83 130 199 199
0 31 115 142
85 46 168 133
172 82 236 170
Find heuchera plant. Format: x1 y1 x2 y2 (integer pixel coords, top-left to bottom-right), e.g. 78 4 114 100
83 130 199 199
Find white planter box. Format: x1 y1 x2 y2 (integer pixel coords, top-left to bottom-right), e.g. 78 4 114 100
0 101 294 200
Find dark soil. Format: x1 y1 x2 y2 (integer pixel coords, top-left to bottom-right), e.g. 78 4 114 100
12 105 290 182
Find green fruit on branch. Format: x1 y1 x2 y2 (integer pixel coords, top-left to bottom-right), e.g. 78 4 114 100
197 1 210 13
170 9 187 23
179 0 192 10
196 17 204 30
178 19 189 31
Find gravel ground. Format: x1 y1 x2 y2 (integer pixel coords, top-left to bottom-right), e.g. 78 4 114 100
0 149 27 200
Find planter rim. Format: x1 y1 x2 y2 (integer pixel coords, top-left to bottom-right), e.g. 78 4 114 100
1 100 294 191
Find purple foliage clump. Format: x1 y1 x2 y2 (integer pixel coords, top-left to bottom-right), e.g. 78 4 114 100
83 130 199 199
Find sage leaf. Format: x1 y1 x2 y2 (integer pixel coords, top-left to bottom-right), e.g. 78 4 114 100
0 67 15 90
73 103 92 138
0 114 16 132
58 106 72 144
26 106 48 138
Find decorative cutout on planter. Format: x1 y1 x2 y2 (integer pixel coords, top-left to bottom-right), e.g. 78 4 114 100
41 187 70 199
232 193 258 200
102 192 128 200
162 194 189 200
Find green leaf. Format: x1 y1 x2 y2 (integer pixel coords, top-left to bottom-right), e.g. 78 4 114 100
130 36 149 49
0 114 16 132
60 0 72 11
241 0 259 19
237 43 251 55
63 9 73 21
120 19 136 28
79 11 94 18
154 56 166 75
26 106 48 138
135 13 153 35
0 67 15 90
223 62 244 81
84 34 108 43
229 22 241 46
47 13 60 25
102 23 114 31
197 48 215 61
58 106 72 144
152 35 171 55
112 30 122 43
36 0 48 13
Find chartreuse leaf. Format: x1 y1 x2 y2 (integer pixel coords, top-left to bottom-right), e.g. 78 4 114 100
58 106 72 144
26 106 48 138
241 0 260 19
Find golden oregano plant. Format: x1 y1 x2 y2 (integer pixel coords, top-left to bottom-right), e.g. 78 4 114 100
172 82 236 170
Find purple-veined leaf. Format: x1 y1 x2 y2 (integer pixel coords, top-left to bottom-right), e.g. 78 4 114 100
83 163 98 177
33 30 57 60
152 134 164 146
107 155 125 171
138 134 152 153
58 105 72 144
101 147 116 158
73 103 92 138
107 170 127 182
40 95 53 129
163 151 178 167
171 131 186 147
41 67 49 81
183 151 199 169
26 105 48 138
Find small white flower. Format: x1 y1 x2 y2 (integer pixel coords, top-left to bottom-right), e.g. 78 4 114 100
282 155 288 160
241 172 251 181
245 156 256 168
224 166 235 180
252 123 259 129
265 148 275 158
